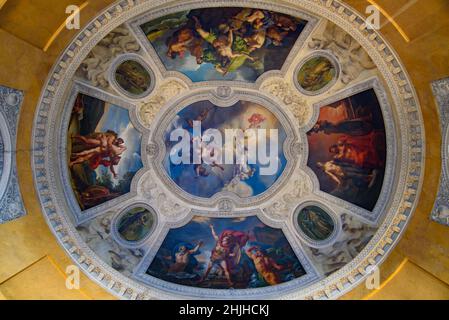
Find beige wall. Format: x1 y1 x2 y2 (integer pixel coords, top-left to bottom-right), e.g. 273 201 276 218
342 0 449 299
0 0 116 300
0 0 448 300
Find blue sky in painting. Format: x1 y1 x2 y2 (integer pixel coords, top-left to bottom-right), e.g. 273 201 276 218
163 101 287 198
96 104 143 182
141 8 307 83
163 216 268 258
147 215 306 288
154 215 299 267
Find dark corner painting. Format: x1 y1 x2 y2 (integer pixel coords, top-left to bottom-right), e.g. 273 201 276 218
67 93 143 210
307 89 387 211
147 216 306 289
140 8 307 82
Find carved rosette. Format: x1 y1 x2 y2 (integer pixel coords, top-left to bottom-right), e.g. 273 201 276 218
261 79 313 127
138 80 187 127
140 172 185 219
263 169 313 220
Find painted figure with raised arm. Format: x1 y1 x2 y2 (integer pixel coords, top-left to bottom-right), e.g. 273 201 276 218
201 224 249 287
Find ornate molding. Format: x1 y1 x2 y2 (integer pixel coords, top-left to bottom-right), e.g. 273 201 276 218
76 25 141 90
0 85 26 224
261 78 313 127
431 77 449 226
138 80 188 127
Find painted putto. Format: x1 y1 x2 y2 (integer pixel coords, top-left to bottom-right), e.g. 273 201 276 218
141 8 307 82
163 100 287 198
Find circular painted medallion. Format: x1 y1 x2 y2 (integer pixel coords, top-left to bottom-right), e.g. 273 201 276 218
114 59 153 97
296 54 338 94
117 206 155 242
296 205 335 242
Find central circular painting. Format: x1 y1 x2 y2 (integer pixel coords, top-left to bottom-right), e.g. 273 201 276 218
32 0 424 300
163 100 287 198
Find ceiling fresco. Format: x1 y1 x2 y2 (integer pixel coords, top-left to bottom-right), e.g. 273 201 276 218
306 88 387 211
146 216 306 289
140 8 308 82
162 100 288 198
32 0 424 300
67 93 143 210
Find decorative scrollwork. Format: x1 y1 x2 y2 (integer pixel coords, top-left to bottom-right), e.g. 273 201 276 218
216 86 232 98
77 26 141 89
308 22 376 85
261 79 312 127
139 80 187 127
263 170 313 220
141 176 184 218
146 143 159 158
218 199 234 212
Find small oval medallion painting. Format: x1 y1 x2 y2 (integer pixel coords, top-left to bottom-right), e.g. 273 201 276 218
114 60 152 97
296 205 335 241
297 55 337 94
117 207 155 242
